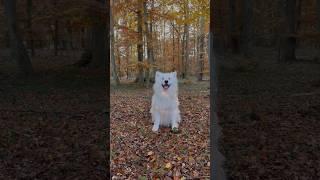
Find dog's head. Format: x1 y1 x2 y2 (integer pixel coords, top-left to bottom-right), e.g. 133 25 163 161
154 71 178 94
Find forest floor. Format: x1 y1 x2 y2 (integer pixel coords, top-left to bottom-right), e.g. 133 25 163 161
0 52 108 179
219 48 320 179
1 47 319 179
110 81 210 179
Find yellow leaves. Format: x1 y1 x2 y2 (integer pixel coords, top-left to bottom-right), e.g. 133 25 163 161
177 156 182 161
188 156 196 165
164 162 172 169
127 61 158 70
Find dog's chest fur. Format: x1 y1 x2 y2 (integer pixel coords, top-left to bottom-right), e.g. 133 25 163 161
152 93 179 111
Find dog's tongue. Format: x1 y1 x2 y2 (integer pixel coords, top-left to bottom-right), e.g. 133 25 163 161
163 84 169 90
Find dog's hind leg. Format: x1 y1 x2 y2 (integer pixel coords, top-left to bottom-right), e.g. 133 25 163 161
152 111 160 132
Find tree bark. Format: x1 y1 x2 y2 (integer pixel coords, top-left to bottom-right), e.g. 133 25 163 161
89 0 108 70
240 0 253 57
280 0 297 62
110 0 120 85
149 0 156 80
210 0 226 179
53 0 59 56
197 16 205 81
172 22 175 68
143 0 152 87
162 20 166 71
229 0 239 53
317 0 320 32
136 1 144 84
181 1 190 79
27 0 35 57
126 45 130 80
4 0 33 75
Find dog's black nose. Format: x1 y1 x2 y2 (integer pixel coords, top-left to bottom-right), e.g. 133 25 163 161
164 80 168 84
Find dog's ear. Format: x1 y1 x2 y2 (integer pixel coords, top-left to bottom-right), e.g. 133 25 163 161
172 71 177 77
156 71 161 77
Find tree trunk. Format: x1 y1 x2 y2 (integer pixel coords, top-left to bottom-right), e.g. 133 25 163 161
27 0 35 57
182 24 189 79
110 1 120 85
194 24 197 75
149 0 156 80
229 0 239 53
172 22 175 68
143 0 152 87
177 25 181 77
210 1 226 179
198 16 205 81
317 0 320 32
181 0 190 79
161 20 166 71
4 0 33 75
116 36 121 78
240 0 253 57
280 0 297 62
53 0 59 56
126 45 130 80
90 0 108 70
136 1 144 84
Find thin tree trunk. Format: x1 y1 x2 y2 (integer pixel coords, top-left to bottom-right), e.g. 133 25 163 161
136 1 144 84
143 0 151 87
53 0 59 56
177 25 181 76
317 0 320 32
198 16 205 81
90 0 108 69
229 0 239 53
126 45 130 80
4 0 33 75
110 2 120 85
182 24 189 78
280 0 297 62
162 20 166 71
240 0 253 57
116 36 121 79
193 21 200 76
181 0 190 79
27 0 35 57
210 1 226 179
149 0 156 80
172 22 175 68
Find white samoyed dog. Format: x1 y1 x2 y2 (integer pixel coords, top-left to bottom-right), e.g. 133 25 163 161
150 71 181 132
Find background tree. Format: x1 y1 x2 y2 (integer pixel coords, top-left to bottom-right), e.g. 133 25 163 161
136 0 144 84
4 0 33 75
240 0 253 57
111 0 120 85
317 0 320 32
27 0 34 57
280 0 298 62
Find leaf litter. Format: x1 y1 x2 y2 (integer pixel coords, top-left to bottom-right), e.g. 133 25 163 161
111 82 210 179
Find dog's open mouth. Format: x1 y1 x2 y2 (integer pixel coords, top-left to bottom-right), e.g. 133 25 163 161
162 84 170 90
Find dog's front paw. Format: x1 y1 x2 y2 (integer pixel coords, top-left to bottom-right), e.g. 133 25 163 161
172 123 179 130
152 126 159 132
171 127 179 133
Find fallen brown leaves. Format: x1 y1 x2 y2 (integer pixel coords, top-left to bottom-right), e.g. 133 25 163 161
0 69 108 179
220 51 320 179
111 82 210 179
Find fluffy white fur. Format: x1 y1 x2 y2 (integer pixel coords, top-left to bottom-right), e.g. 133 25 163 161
150 71 181 132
